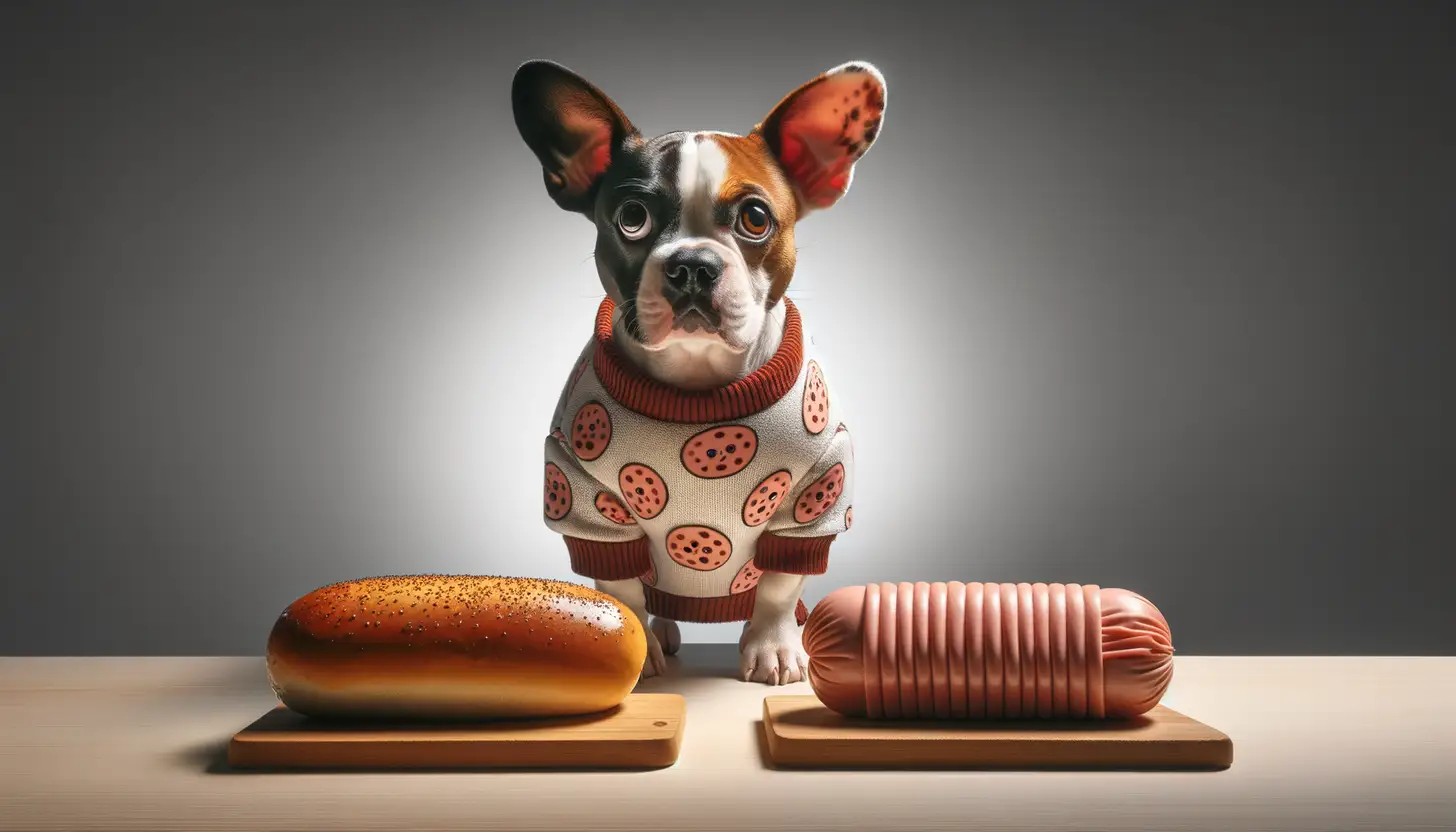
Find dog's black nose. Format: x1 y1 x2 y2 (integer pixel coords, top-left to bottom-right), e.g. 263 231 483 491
663 247 723 296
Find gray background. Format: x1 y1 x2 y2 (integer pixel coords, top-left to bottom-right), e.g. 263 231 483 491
4 0 1453 655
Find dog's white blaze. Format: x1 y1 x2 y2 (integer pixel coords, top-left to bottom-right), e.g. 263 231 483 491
698 138 728 195
674 133 698 195
676 133 727 232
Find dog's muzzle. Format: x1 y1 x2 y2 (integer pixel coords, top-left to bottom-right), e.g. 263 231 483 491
662 247 724 332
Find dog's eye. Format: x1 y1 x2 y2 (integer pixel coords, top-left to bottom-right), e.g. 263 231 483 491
616 200 652 241
735 200 773 240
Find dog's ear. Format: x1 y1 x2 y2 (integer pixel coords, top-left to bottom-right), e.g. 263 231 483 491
754 61 886 213
512 60 637 215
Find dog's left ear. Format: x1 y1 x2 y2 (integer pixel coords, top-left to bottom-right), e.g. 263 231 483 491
754 61 887 213
512 60 638 215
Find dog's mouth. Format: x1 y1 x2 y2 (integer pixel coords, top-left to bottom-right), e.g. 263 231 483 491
669 298 722 335
631 285 752 352
673 307 720 334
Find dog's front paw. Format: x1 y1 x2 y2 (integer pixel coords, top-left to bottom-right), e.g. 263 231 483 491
640 622 668 679
738 622 808 685
649 616 681 657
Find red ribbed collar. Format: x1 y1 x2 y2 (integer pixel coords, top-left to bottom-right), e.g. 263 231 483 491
591 296 804 423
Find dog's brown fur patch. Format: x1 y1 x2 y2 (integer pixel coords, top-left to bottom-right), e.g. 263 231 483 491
707 134 799 305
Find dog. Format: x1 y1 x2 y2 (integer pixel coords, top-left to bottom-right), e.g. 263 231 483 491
515 59 885 684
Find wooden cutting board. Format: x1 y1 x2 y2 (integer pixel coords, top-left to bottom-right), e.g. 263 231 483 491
762 695 1231 770
228 693 685 770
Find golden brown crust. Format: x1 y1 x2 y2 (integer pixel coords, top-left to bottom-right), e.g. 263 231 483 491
265 575 646 719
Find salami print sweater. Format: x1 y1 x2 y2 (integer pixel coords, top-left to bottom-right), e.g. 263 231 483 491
542 296 854 624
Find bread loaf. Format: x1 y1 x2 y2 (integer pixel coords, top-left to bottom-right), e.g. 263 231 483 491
803 582 1173 719
266 575 646 719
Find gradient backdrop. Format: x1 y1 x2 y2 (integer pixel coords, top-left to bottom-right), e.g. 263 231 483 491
4 1 1453 655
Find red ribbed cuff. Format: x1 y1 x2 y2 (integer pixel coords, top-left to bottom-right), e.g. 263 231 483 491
754 533 835 575
564 536 652 581
640 589 808 625
644 586 757 623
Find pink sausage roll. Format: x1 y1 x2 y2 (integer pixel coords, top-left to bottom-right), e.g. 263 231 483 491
803 582 1174 720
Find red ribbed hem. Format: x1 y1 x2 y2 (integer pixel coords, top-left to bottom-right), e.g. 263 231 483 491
641 587 810 626
644 586 756 622
754 533 835 574
593 296 804 423
564 536 652 581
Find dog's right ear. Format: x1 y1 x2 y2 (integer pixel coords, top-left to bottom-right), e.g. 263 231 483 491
512 60 637 215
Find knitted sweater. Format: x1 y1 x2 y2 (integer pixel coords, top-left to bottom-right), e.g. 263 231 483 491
542 296 854 624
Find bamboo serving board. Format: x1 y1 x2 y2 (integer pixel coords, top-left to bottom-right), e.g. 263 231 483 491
228 693 685 770
762 695 1231 770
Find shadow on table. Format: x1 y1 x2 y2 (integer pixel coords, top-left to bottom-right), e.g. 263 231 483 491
176 738 237 774
174 739 673 775
633 643 751 695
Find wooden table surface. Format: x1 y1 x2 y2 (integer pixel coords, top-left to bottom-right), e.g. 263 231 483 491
2 650 1452 831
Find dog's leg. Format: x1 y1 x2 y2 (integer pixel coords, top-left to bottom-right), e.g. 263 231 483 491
739 572 809 685
649 617 681 656
594 578 667 678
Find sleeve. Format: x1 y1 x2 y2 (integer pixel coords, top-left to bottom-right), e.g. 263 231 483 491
756 425 854 575
548 342 594 436
542 434 652 582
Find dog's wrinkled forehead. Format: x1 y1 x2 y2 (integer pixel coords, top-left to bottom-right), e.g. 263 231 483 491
591 130 801 309
601 131 796 236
